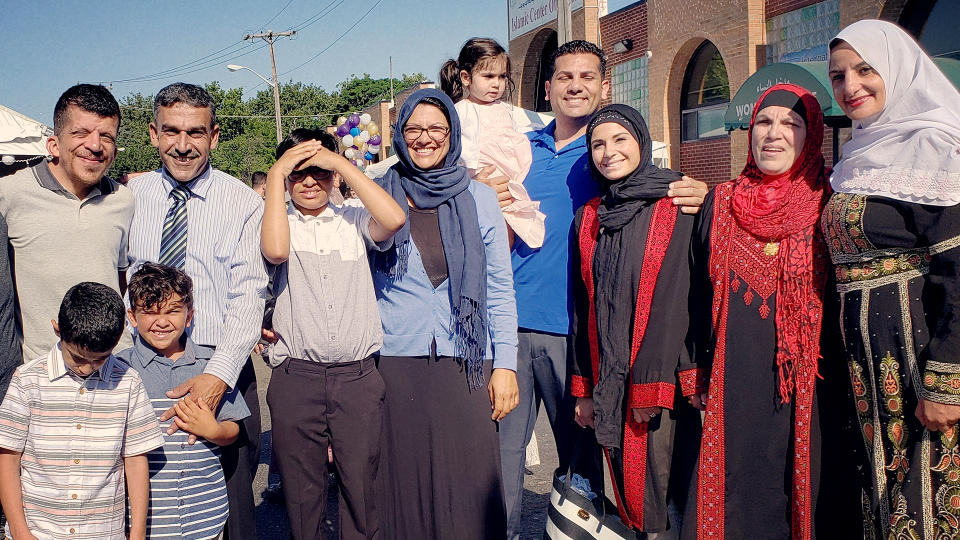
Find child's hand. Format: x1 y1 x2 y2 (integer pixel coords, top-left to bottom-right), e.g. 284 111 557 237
269 140 325 180
299 145 346 173
172 397 219 441
475 165 514 208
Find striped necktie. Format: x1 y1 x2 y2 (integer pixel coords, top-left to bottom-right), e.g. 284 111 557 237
158 184 191 269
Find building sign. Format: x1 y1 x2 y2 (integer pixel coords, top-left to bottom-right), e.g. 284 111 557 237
766 0 839 64
611 56 649 122
508 0 584 40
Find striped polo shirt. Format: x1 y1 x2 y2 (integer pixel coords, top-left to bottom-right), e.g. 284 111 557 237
0 346 164 540
115 336 250 540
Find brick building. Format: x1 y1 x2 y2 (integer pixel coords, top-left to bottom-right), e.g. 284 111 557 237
507 0 959 184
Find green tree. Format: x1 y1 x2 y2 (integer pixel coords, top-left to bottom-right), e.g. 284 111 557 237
333 73 426 116
107 73 426 182
111 92 161 177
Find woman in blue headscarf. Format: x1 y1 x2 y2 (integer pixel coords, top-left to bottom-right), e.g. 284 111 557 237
372 88 519 540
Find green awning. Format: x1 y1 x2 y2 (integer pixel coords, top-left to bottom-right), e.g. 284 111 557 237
725 58 960 131
724 62 842 131
934 57 960 91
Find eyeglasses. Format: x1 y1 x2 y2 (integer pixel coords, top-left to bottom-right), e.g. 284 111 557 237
287 167 333 183
400 125 450 143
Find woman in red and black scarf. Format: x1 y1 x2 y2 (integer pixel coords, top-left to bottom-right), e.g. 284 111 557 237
680 83 855 539
570 104 700 534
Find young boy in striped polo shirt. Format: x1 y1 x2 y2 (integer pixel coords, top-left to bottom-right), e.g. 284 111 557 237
0 282 164 540
115 263 250 540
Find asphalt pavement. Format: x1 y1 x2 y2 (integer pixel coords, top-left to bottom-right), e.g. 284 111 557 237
250 357 556 540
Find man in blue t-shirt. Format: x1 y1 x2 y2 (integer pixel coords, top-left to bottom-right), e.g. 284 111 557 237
480 40 708 538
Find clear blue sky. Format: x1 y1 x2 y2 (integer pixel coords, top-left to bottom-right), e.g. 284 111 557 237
6 0 635 125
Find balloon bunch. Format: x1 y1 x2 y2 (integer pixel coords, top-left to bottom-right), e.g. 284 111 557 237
335 113 382 169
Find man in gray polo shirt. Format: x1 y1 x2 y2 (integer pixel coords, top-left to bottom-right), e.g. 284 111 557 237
0 84 133 361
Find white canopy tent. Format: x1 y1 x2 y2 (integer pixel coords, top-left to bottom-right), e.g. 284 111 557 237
0 105 52 164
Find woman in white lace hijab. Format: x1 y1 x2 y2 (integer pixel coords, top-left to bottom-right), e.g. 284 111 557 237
828 18 960 202
821 19 960 538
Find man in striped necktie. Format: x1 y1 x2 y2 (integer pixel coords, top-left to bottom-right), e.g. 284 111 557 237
157 184 190 269
126 83 267 540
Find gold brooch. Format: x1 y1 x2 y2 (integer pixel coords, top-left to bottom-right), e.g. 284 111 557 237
764 242 780 256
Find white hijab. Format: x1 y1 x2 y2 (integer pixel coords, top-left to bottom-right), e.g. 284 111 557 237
829 19 960 206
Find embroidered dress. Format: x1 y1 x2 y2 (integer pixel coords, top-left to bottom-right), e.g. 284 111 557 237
571 197 698 532
822 193 960 538
682 188 817 539
681 84 860 540
570 104 699 532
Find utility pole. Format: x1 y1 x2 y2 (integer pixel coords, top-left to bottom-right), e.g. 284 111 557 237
557 0 573 46
243 29 296 144
389 56 395 107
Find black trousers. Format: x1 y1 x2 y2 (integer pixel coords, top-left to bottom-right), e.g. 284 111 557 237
267 356 384 540
220 356 261 540
378 355 506 540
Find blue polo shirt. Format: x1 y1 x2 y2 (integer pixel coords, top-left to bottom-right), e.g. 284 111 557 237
116 336 250 540
512 121 601 335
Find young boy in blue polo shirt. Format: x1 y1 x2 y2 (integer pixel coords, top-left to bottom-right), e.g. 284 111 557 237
115 263 250 540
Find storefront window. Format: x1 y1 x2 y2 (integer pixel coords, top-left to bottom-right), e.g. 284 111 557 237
611 55 650 122
681 41 730 141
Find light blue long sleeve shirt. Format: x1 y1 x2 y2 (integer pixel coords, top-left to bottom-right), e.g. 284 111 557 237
373 181 519 371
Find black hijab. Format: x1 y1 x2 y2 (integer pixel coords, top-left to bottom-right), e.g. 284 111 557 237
586 104 682 229
374 89 488 390
585 104 682 447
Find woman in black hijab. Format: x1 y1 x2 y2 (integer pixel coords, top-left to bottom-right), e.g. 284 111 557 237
570 104 698 533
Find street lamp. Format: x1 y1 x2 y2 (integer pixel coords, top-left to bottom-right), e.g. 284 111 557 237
227 64 282 144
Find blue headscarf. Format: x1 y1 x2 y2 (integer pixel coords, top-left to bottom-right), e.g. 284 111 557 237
375 88 488 390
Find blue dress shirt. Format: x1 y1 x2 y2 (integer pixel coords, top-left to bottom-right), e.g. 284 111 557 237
373 181 518 371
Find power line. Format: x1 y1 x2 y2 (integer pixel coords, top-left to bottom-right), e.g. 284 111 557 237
103 1 304 87
261 0 295 29
288 0 344 32
114 42 271 85
109 40 251 84
279 0 384 78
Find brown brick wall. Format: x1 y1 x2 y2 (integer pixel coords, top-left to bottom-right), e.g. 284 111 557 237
680 137 733 186
765 0 821 18
508 0 603 109
506 0 905 180
839 0 889 28
647 0 764 181
599 2 648 106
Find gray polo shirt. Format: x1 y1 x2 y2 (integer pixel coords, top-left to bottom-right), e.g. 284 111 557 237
0 163 134 360
268 201 390 366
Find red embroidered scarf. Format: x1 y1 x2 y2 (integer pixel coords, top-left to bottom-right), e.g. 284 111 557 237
722 83 830 404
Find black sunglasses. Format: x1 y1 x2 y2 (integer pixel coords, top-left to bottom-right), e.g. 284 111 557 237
288 167 333 183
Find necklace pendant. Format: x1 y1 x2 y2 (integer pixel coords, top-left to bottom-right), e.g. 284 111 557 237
764 242 780 256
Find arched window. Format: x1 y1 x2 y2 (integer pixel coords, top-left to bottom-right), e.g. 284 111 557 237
681 41 730 141
534 31 559 112
900 0 960 61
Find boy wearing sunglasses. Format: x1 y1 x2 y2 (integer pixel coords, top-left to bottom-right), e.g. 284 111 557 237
260 128 405 540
